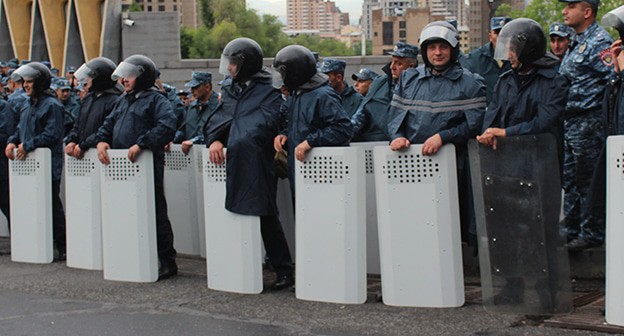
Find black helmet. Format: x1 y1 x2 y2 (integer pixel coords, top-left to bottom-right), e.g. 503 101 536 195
419 21 460 69
75 57 117 92
219 38 264 81
273 45 317 91
11 62 52 96
494 18 546 66
111 54 156 92
602 5 624 38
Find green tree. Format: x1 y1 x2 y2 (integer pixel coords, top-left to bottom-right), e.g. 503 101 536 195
198 0 214 27
127 1 142 12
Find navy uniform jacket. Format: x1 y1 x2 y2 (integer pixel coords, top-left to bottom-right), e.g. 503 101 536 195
204 70 282 216
8 92 65 181
462 42 511 103
65 86 123 151
351 63 393 141
174 91 218 143
483 62 569 158
340 84 363 118
388 65 486 147
0 99 11 181
94 89 176 160
61 96 80 134
604 72 624 136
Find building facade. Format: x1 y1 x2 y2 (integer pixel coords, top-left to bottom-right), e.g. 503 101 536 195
121 0 201 29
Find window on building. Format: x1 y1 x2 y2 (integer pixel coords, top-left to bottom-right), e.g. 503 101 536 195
399 30 406 38
399 21 406 29
147 5 152 11
173 4 177 10
374 32 378 37
383 21 393 45
158 5 165 10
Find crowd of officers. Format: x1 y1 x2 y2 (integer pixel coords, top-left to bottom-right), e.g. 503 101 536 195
0 0 623 294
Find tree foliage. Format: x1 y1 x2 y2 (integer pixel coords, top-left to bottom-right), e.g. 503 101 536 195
180 2 358 58
497 0 622 39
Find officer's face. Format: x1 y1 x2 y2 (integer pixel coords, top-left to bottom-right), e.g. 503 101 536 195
489 29 500 47
390 56 415 80
227 63 238 78
191 82 212 101
562 2 591 30
56 88 70 102
326 72 343 91
354 79 373 97
550 35 570 58
122 76 136 92
508 50 521 70
22 79 33 96
426 41 452 69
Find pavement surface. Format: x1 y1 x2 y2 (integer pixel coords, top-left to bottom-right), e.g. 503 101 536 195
0 237 617 336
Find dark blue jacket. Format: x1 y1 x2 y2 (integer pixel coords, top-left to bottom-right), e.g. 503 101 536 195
340 84 363 118
8 92 65 181
604 72 624 136
94 89 176 160
0 99 11 181
174 91 218 143
61 95 81 134
387 65 486 146
204 70 281 216
462 42 511 103
351 63 393 141
483 65 568 142
65 86 123 151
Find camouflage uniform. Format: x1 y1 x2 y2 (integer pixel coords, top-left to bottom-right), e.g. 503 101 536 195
559 21 613 244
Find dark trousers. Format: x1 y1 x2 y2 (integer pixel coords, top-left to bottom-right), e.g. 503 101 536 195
582 144 606 243
0 179 9 229
153 156 176 264
52 180 66 253
261 215 293 277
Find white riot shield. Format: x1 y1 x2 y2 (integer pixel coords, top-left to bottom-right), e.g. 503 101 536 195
0 213 8 237
351 141 387 275
606 135 624 326
193 146 206 258
469 135 572 315
9 148 53 263
65 151 103 270
100 150 157 282
295 147 366 304
373 144 464 308
202 148 262 294
164 144 200 255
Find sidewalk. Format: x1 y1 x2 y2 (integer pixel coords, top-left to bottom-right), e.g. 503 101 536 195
0 237 617 336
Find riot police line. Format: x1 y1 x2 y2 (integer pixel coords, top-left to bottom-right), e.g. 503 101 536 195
2 7 624 326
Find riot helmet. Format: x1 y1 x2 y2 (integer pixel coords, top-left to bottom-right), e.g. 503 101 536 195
218 38 264 81
75 57 117 92
494 18 546 68
602 5 624 38
11 61 52 96
419 21 459 69
273 45 317 91
111 54 157 92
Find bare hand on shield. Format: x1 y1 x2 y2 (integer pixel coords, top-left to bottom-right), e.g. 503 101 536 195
73 145 84 159
15 144 27 160
274 134 287 152
97 142 111 165
295 140 311 162
127 144 142 163
422 134 442 156
4 143 16 160
209 141 225 165
181 140 193 155
390 137 410 151
477 128 506 150
65 142 76 157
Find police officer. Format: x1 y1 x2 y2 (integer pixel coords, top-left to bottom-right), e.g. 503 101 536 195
273 45 353 181
387 21 486 242
5 62 67 260
0 78 12 228
350 42 419 141
558 0 613 250
319 59 362 118
549 22 573 61
478 19 568 157
53 78 80 135
94 54 178 280
64 57 123 159
351 68 379 97
206 38 294 290
463 16 512 103
174 71 218 150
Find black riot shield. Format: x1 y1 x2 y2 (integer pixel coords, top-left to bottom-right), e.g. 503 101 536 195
469 134 573 315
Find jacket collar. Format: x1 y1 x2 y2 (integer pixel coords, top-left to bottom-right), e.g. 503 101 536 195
420 64 463 80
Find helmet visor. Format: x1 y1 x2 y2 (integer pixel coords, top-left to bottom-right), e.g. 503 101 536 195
12 65 39 82
493 36 525 62
420 25 458 47
219 54 243 78
602 6 624 33
270 67 285 89
111 61 142 81
74 63 95 82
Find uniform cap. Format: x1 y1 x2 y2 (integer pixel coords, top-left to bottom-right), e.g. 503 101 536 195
387 42 420 59
184 71 212 88
549 22 573 37
490 17 512 31
351 68 380 81
319 59 346 74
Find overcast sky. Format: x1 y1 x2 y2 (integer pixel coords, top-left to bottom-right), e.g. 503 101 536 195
246 0 362 25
